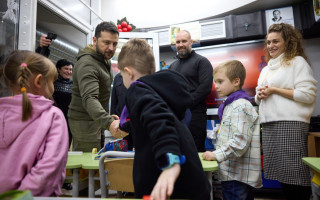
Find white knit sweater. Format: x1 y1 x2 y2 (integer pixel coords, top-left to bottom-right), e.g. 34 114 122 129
255 54 317 124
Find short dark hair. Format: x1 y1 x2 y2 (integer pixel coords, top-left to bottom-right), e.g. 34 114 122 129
56 59 74 69
95 21 119 38
273 10 280 15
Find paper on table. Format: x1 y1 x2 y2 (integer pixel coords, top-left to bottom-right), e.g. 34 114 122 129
68 151 83 155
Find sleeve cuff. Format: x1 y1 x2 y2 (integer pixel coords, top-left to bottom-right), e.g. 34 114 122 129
213 149 225 162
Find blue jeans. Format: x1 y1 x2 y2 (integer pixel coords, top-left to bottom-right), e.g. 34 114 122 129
221 180 254 200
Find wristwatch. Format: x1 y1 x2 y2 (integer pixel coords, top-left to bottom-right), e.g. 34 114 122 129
157 153 186 170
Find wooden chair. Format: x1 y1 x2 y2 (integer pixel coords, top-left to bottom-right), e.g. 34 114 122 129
99 151 135 198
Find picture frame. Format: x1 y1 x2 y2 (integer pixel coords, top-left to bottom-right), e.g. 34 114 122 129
169 21 201 45
265 6 294 30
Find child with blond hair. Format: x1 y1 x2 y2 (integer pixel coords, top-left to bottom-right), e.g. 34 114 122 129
112 38 211 200
202 60 262 200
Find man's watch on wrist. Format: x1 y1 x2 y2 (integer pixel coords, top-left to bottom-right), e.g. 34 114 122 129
157 153 186 170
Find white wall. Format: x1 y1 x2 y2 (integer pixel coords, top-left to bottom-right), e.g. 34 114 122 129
304 37 320 116
101 0 256 28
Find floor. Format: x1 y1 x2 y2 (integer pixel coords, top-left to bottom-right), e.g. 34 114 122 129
62 184 316 199
61 188 288 199
253 188 286 200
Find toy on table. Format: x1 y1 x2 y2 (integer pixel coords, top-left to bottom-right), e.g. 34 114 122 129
94 139 128 160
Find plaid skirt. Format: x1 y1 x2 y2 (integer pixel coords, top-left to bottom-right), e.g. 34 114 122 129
261 121 311 186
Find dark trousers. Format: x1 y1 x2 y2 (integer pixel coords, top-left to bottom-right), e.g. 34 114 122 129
280 182 311 200
65 116 72 148
189 111 207 152
221 180 254 200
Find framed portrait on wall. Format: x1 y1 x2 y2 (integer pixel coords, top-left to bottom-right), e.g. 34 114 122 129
265 6 294 30
169 21 201 45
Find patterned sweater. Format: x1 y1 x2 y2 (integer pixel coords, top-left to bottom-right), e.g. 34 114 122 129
53 74 72 117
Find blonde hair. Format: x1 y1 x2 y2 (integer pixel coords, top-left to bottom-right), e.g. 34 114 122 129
118 38 155 75
3 50 57 121
213 60 246 89
265 23 309 65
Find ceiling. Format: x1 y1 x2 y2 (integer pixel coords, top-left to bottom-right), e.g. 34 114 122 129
213 0 307 18
101 0 308 29
35 0 309 47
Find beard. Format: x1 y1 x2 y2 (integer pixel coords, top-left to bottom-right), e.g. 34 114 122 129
177 47 191 58
96 43 114 60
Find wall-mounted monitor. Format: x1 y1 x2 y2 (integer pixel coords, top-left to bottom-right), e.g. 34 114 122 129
111 32 160 76
194 40 265 114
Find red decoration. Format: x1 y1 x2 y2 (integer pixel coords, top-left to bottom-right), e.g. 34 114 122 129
116 17 135 32
127 25 132 32
121 21 127 28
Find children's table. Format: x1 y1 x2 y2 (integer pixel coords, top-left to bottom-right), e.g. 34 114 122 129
66 152 99 198
66 152 218 199
302 157 320 199
199 153 218 200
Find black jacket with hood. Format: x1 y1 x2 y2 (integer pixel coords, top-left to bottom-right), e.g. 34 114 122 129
123 70 211 199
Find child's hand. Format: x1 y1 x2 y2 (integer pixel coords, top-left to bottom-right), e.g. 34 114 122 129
202 151 216 161
116 129 129 139
111 114 119 120
109 120 119 135
109 120 129 138
150 164 181 200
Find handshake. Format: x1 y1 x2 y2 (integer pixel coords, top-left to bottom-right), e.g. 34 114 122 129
109 115 129 139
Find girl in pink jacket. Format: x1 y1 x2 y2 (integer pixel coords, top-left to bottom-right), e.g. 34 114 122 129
0 50 69 196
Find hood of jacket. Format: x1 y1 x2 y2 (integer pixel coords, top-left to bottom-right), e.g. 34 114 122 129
77 44 111 66
0 94 54 148
138 70 192 120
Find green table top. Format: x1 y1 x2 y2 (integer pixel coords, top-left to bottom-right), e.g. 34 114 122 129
65 154 82 169
198 153 218 172
66 152 99 170
66 152 218 172
302 157 320 174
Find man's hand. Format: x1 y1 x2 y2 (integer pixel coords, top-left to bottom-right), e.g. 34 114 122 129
111 115 119 120
150 164 181 200
109 120 129 138
202 151 216 161
39 35 52 47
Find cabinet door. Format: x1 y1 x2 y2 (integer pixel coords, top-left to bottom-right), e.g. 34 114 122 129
233 11 265 38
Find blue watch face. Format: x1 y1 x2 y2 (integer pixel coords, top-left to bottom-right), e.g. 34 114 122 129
157 153 171 169
157 153 185 170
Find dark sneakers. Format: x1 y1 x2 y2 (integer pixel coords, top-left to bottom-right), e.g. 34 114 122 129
62 182 73 190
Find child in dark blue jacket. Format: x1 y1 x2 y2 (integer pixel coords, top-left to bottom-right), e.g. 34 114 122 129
112 38 211 200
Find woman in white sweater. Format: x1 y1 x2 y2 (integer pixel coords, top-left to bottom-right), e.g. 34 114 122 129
255 23 317 200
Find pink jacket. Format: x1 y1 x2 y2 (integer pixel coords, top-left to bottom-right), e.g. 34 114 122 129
0 94 68 196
